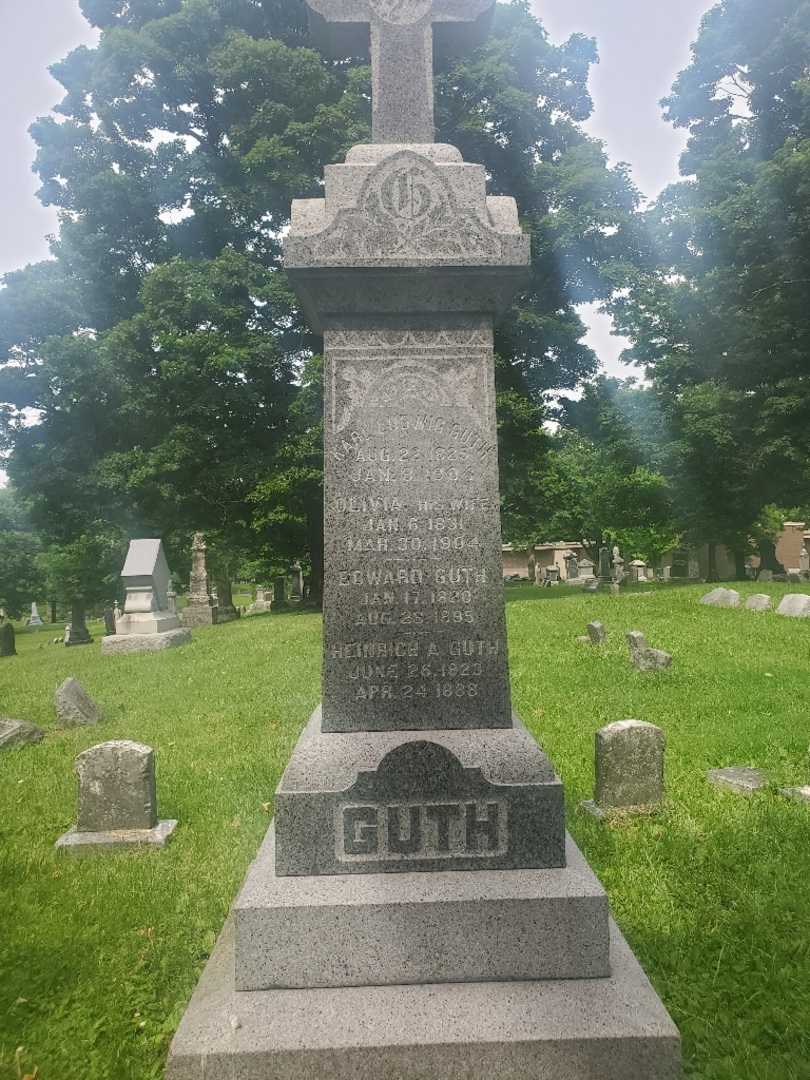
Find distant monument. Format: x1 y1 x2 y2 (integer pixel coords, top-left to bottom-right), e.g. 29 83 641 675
102 539 191 654
168 0 680 1075
28 602 44 628
180 533 219 627
65 602 93 647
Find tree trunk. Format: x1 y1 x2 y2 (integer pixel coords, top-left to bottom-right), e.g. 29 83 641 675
733 549 748 581
50 600 57 625
707 542 719 582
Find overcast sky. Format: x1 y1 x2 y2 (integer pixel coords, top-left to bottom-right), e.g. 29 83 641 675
0 0 710 378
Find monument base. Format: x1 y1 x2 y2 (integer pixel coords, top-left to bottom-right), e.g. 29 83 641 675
234 824 608 990
101 628 192 655
180 601 218 627
166 917 680 1080
56 819 177 853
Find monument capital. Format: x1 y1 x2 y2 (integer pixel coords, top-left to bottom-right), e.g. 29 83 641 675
305 0 495 142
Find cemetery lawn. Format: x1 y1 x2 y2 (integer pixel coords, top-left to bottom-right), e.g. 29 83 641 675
1 584 809 1080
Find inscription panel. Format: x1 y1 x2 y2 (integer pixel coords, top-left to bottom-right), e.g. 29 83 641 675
323 322 512 731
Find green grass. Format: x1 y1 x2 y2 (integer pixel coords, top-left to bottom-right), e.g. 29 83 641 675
2 584 810 1079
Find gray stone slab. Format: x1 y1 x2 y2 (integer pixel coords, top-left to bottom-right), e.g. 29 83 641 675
234 824 608 990
166 917 681 1080
55 819 177 854
776 593 810 618
180 602 218 627
779 785 810 803
595 720 665 811
101 628 192 654
0 718 45 750
274 708 564 875
627 632 672 673
587 620 606 644
745 594 773 611
76 740 158 832
707 766 767 795
55 677 103 726
700 587 740 608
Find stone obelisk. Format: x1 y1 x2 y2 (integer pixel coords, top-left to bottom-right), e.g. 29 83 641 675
168 2 680 1076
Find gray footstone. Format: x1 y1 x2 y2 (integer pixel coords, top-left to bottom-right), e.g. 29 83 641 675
583 720 665 817
745 594 773 611
101 627 192 655
776 593 810 618
55 677 103 726
56 739 177 852
627 631 673 673
700 587 740 608
0 718 45 750
707 766 767 795
587 620 606 645
167 0 680 1072
780 785 810 803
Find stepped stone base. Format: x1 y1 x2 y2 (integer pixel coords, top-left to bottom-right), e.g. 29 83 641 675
101 628 192 655
180 601 218 627
234 824 608 990
275 708 565 876
166 917 680 1080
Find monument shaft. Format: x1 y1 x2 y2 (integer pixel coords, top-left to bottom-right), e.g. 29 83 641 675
322 318 511 731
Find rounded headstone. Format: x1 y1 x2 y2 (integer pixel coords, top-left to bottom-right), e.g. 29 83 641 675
595 720 665 810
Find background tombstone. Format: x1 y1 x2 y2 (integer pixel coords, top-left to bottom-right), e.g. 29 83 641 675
0 622 16 657
627 630 673 672
598 546 612 583
582 720 666 817
65 601 93 646
103 539 192 654
28 601 44 627
272 575 287 606
246 586 273 615
777 593 810 618
168 0 680 1072
0 718 45 751
214 576 240 623
290 561 304 600
103 607 116 636
55 677 103 726
700 587 741 608
180 532 219 627
56 740 177 851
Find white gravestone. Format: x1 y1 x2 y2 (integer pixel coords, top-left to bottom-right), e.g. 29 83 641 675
102 539 192 654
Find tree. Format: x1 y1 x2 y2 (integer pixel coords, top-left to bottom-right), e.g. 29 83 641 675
611 0 810 562
0 0 644 590
0 487 45 619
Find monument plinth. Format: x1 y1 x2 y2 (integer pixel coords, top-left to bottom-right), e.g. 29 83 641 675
180 532 219 627
168 1 680 1075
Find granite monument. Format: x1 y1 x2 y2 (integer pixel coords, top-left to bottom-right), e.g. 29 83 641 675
102 539 192 654
168 2 680 1076
180 532 219 627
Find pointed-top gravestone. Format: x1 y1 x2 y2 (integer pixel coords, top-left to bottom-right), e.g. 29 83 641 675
29 601 44 627
306 0 494 143
180 532 218 627
103 539 191 653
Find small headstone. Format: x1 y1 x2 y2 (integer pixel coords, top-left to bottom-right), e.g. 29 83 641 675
707 766 767 796
65 602 93 646
0 622 16 657
584 580 599 593
273 576 287 605
776 594 810 618
246 586 273 615
610 582 620 595
780 785 810 804
787 569 802 583
627 630 672 672
55 677 103 726
55 740 177 852
582 720 665 817
745 594 772 612
700 587 741 608
0 718 45 751
29 601 44 627
103 608 116 635
758 569 774 583
586 621 606 645
598 546 612 582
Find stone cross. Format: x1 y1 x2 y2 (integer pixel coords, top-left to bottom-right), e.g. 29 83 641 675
305 0 494 143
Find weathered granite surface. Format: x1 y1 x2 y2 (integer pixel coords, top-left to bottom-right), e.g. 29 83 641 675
55 677 103 726
115 538 184 636
274 708 564 875
627 631 673 673
776 593 810 618
707 766 767 795
700 587 740 608
181 535 219 626
594 720 665 811
587 620 606 645
76 740 158 832
235 825 608 990
166 918 681 1080
0 718 45 750
101 628 192 655
56 739 177 853
780 785 810 803
745 594 773 611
